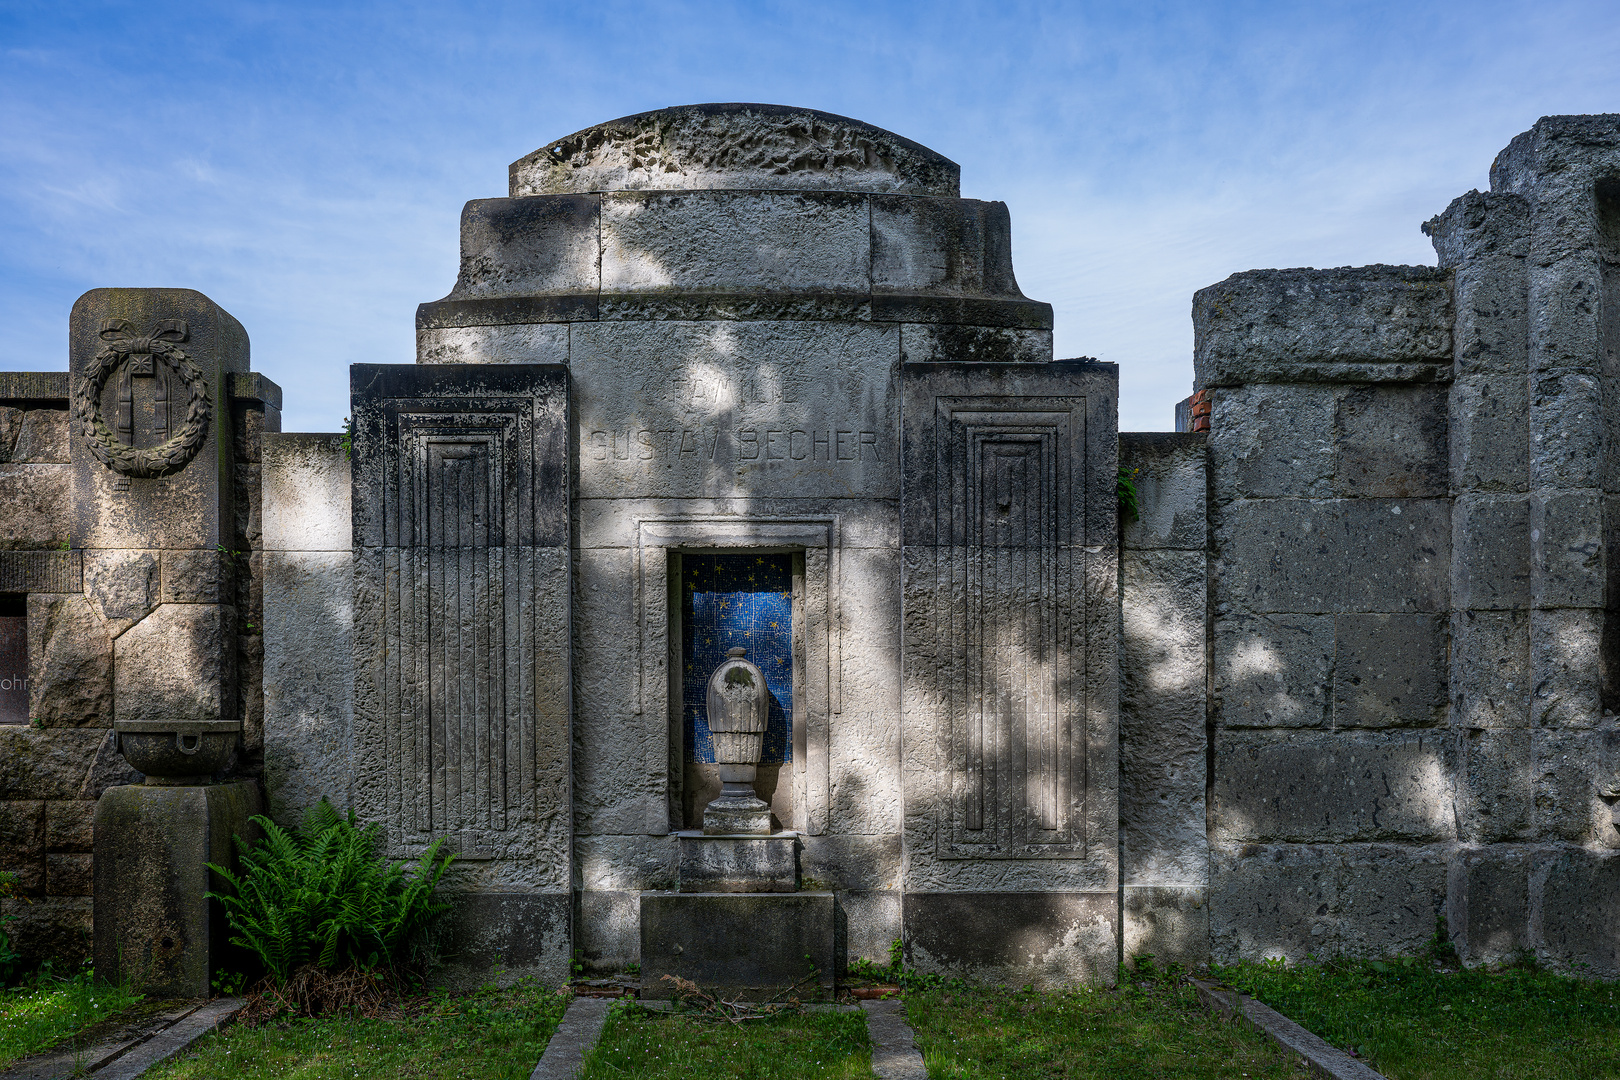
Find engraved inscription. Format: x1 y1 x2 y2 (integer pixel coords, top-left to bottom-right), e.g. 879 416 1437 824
586 427 883 464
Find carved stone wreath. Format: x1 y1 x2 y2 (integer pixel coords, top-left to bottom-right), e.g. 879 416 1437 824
72 319 212 478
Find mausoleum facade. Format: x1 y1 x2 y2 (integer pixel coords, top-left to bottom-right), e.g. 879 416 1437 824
1 105 1619 989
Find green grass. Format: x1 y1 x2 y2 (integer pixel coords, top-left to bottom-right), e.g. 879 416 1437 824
0 969 143 1069
145 980 570 1080
904 976 1304 1079
579 1001 877 1079
1216 956 1620 1080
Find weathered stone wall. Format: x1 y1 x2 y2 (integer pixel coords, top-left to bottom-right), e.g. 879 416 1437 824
1197 266 1458 963
1119 432 1209 966
261 432 352 824
0 291 277 968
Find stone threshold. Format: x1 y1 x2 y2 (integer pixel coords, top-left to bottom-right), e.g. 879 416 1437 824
0 996 244 1080
1192 978 1388 1080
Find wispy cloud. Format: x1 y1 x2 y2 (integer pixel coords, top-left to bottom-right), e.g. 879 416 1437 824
1 0 1616 429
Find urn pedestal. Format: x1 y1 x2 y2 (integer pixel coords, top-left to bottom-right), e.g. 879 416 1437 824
642 646 833 998
92 779 261 997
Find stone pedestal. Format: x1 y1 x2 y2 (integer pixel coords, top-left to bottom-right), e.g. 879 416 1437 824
92 780 260 997
639 891 835 1000
677 831 797 893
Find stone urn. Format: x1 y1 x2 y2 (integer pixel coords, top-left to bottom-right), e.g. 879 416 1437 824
114 719 241 785
703 646 772 835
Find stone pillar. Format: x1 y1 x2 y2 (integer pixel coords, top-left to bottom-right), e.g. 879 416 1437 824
1430 117 1620 973
75 288 263 995
350 363 573 987
899 359 1120 985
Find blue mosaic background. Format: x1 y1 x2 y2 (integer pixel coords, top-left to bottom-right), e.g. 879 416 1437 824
682 553 793 765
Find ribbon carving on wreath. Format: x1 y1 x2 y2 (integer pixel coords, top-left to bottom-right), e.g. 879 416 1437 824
72 318 212 478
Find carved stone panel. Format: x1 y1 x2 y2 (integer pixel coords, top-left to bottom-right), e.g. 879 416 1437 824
902 361 1118 876
351 365 570 876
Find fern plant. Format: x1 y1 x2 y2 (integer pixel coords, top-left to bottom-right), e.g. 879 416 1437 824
207 799 454 982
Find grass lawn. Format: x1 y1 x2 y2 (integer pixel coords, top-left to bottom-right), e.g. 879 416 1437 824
904 975 1304 1079
1216 957 1620 1080
145 980 570 1080
578 1001 877 1079
0 969 144 1069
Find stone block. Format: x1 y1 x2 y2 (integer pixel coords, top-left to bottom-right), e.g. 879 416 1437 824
1119 433 1207 550
677 832 797 893
28 593 111 728
1123 886 1210 967
0 729 116 800
1193 266 1453 388
871 196 1021 297
433 891 572 989
1212 501 1345 613
1536 847 1620 976
1213 611 1332 729
1122 550 1208 885
600 190 869 298
1208 385 1335 503
447 195 600 299
69 289 247 552
1450 610 1531 728
3 896 90 968
83 550 159 637
159 549 230 605
1341 499 1450 613
93 780 261 997
3 861 42 896
578 889 640 972
261 550 353 824
1529 258 1605 374
262 433 351 552
417 323 571 365
1530 491 1603 609
798 834 902 892
231 397 279 465
1208 843 1448 963
0 464 72 549
79 729 141 798
45 853 90 896
1530 370 1602 490
1447 846 1531 966
839 889 901 966
570 320 898 502
1450 376 1528 492
113 603 234 727
13 409 69 464
897 324 1050 364
44 800 93 852
1451 495 1529 610
1426 188 1530 269
1210 731 1454 844
1333 385 1448 498
1331 613 1447 728
1456 730 1533 843
904 892 1118 988
1532 728 1620 844
0 802 44 863
1530 608 1602 726
640 891 835 999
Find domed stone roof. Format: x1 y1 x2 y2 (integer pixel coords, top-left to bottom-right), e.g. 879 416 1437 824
509 103 960 198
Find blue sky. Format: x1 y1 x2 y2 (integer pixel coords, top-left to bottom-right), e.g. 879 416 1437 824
2 1 1617 431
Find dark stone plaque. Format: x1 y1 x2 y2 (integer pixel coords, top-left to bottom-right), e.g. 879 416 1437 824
0 596 27 725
